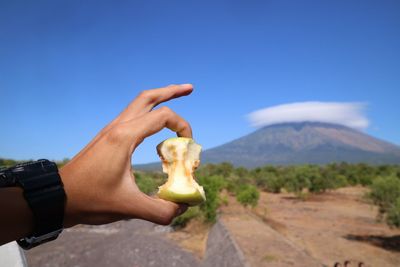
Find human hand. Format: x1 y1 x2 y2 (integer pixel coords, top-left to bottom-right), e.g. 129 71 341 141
60 84 193 228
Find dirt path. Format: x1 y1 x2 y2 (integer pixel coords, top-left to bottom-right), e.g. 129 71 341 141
220 197 321 267
220 187 400 267
25 220 199 267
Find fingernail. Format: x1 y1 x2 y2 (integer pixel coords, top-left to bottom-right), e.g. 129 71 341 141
178 83 193 89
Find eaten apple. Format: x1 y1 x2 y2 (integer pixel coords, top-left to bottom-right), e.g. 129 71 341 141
156 137 206 206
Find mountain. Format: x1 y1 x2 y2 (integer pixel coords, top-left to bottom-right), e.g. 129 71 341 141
201 122 400 167
136 122 400 170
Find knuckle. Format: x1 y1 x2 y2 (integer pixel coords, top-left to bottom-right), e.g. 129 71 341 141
158 106 173 116
138 90 153 102
182 120 191 129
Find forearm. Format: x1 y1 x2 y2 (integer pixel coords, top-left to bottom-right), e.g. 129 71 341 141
0 188 34 245
0 167 85 246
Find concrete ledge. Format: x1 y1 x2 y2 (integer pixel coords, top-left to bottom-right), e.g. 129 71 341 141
201 219 249 267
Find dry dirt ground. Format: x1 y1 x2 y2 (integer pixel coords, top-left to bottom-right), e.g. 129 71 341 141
218 187 400 267
25 187 400 267
167 219 211 260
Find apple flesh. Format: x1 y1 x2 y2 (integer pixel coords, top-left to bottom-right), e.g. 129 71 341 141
157 137 206 206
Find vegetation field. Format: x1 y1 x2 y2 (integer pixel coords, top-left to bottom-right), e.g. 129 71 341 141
135 162 400 229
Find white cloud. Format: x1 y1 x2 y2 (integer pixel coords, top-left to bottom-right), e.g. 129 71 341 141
248 102 369 130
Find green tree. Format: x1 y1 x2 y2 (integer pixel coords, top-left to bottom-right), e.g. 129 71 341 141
387 197 400 228
198 175 225 222
264 173 284 193
284 166 311 196
171 206 201 228
236 184 260 207
368 175 400 225
235 167 249 178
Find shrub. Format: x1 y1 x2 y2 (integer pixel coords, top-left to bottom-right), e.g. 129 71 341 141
236 185 260 207
283 167 311 196
252 169 283 193
135 173 158 194
198 175 225 222
368 175 400 221
199 163 234 176
332 174 348 189
223 173 244 194
56 158 70 168
264 173 284 193
235 167 249 178
387 197 400 228
342 167 360 185
0 158 20 167
171 206 201 228
307 172 327 193
220 195 229 206
225 176 239 193
253 175 269 190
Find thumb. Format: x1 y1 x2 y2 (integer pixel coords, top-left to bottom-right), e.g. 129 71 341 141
135 194 188 225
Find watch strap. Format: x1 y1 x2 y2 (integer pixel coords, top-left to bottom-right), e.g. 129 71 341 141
15 160 66 249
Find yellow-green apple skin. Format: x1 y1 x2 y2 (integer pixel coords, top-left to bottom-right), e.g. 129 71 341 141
157 137 206 206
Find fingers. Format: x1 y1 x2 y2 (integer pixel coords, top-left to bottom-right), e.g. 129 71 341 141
72 84 193 160
137 195 188 225
118 84 193 122
140 84 193 110
129 106 192 147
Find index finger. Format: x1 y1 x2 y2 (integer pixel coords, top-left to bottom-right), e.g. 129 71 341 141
119 84 194 121
128 107 192 148
143 84 194 110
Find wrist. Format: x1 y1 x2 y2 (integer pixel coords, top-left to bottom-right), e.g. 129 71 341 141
59 166 79 228
0 187 34 245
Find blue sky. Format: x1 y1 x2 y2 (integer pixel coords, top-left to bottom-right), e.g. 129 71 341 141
1 0 399 164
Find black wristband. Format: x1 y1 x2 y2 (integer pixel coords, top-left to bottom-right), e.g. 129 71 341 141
0 160 67 249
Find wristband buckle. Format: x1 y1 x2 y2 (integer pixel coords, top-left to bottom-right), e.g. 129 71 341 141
18 229 63 249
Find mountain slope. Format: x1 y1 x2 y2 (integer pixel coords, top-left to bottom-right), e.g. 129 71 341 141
201 122 400 167
136 122 400 170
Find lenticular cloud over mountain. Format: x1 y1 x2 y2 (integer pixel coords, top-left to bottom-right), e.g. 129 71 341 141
248 102 369 130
